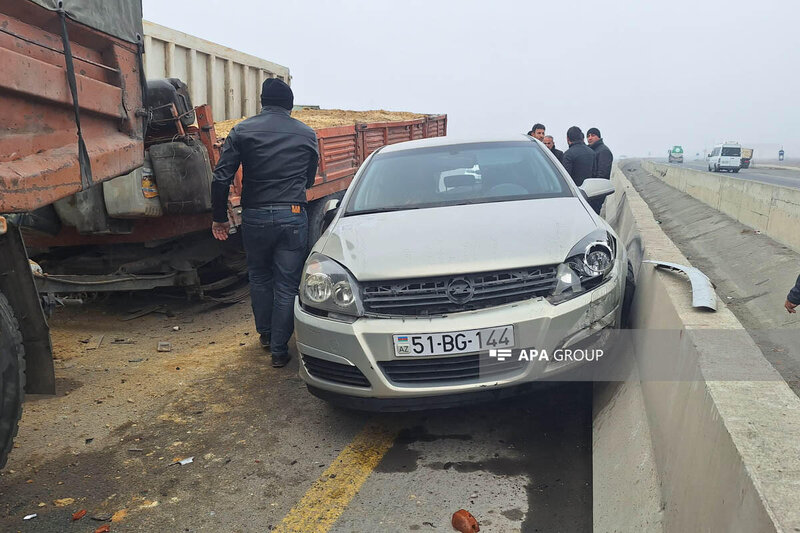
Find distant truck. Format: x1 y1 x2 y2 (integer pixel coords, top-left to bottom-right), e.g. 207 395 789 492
668 146 684 163
740 148 753 169
707 142 742 173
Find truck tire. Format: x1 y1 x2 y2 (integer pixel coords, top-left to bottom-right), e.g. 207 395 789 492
306 190 346 253
0 291 25 469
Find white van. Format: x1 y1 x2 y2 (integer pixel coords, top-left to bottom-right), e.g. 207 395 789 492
707 142 742 173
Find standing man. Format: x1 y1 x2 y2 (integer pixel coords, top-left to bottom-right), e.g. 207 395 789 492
528 123 546 142
211 78 319 368
587 127 613 179
562 126 595 186
542 135 564 163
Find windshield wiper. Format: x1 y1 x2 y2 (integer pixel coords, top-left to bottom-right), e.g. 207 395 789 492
344 206 424 216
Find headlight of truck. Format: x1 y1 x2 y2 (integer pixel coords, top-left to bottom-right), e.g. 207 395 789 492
548 229 616 304
300 253 363 319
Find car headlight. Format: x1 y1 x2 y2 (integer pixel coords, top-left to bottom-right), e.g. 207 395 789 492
548 229 616 304
300 253 363 318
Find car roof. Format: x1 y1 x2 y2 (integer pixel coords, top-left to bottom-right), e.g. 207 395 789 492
377 134 535 154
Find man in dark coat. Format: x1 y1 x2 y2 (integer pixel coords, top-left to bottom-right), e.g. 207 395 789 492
543 135 564 163
211 79 319 367
785 275 800 313
562 126 595 186
587 127 613 179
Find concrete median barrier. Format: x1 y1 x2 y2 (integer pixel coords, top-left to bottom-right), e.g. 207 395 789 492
642 159 800 252
596 162 800 531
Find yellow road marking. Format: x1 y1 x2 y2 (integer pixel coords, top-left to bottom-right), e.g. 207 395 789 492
273 423 397 533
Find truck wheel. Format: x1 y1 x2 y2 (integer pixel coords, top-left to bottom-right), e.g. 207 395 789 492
0 291 25 469
306 190 346 253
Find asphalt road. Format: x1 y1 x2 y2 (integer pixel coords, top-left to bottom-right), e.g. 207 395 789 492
654 158 800 189
0 294 593 532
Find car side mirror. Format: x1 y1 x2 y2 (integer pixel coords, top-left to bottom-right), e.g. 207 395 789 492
322 199 340 229
579 178 615 200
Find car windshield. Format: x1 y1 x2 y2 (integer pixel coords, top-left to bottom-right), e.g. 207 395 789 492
345 141 571 214
721 147 741 156
672 146 683 153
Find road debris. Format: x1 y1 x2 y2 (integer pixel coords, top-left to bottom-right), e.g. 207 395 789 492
54 497 75 507
158 342 172 352
451 509 479 532
111 338 135 345
23 513 37 520
94 525 112 533
172 326 180 331
128 358 144 363
88 335 105 350
171 456 194 466
91 512 113 521
72 509 87 521
110 509 127 522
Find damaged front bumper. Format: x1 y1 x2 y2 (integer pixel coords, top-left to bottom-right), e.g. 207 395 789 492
294 262 625 408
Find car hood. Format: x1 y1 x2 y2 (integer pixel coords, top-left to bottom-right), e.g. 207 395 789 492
321 197 598 281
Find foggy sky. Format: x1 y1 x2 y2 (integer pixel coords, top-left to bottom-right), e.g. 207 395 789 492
142 0 800 159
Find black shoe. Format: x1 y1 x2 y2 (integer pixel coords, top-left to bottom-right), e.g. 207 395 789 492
259 334 271 350
271 353 290 368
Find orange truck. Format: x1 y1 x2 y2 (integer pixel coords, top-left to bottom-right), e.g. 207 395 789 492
0 0 446 468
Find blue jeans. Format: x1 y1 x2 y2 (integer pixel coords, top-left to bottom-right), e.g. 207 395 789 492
241 206 308 355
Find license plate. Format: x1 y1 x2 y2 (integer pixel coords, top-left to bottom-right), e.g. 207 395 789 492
393 325 514 357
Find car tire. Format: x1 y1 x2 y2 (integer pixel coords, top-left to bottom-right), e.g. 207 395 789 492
621 261 636 328
733 169 739 173
0 291 25 469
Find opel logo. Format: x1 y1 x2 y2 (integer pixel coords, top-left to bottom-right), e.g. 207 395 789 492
446 277 474 304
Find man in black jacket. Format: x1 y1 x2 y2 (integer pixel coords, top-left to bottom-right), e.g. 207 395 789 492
211 79 319 367
562 126 594 186
542 135 564 163
785 275 800 313
587 127 613 179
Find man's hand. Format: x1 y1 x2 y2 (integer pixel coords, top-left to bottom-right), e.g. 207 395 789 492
212 221 231 241
785 299 797 313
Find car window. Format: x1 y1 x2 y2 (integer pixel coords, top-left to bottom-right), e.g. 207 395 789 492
711 147 720 156
345 141 572 214
721 147 741 156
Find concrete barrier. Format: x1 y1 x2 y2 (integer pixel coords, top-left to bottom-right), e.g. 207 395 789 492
641 160 800 252
597 163 800 531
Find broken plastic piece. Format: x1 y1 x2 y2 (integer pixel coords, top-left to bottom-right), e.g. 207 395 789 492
72 509 87 521
643 260 717 311
157 342 171 352
171 456 194 466
94 525 112 533
452 509 479 532
23 513 37 520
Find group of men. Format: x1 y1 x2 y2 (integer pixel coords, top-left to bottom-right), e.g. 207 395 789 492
527 123 613 186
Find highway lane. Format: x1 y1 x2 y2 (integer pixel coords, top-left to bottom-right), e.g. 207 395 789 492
653 158 800 189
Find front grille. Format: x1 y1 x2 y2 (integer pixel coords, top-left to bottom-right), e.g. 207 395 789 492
379 354 526 385
361 266 558 316
302 354 370 388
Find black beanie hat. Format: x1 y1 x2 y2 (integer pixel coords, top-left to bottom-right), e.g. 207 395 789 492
261 78 294 110
587 127 601 138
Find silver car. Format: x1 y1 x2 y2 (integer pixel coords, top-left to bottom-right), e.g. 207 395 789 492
294 135 627 410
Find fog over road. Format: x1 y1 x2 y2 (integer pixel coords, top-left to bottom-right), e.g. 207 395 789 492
654 159 800 189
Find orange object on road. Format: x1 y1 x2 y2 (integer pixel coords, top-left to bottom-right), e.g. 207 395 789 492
452 509 480 532
94 525 111 533
71 509 87 521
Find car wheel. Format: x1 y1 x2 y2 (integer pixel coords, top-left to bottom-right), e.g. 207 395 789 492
0 291 25 469
621 261 636 328
733 169 739 173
